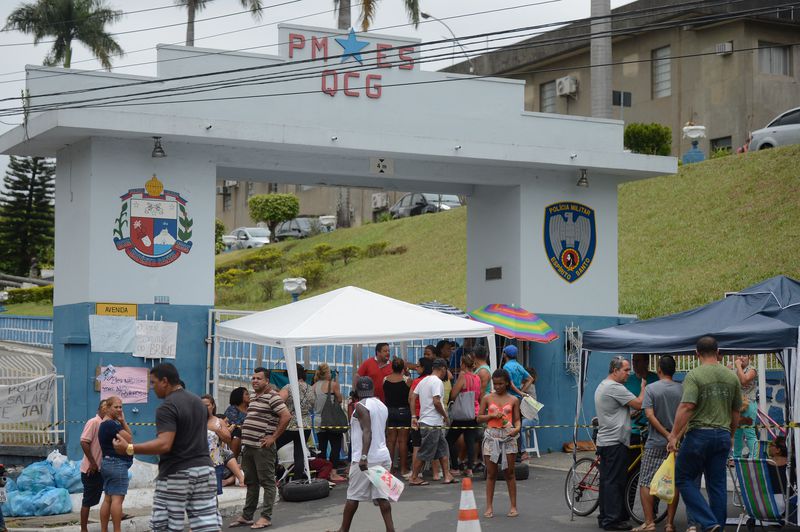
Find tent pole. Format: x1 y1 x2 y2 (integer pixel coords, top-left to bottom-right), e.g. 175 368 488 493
487 334 498 373
285 343 311 480
757 353 768 441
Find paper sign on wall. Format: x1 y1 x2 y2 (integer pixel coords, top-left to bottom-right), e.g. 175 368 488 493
0 375 56 422
100 366 149 404
89 315 136 353
134 320 178 359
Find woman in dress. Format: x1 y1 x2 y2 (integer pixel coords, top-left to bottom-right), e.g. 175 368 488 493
383 357 412 478
98 396 132 532
476 369 521 518
278 364 317 481
223 387 249 459
201 395 233 495
312 363 344 466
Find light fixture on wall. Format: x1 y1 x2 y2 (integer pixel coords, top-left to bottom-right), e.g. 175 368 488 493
576 168 589 187
151 136 166 158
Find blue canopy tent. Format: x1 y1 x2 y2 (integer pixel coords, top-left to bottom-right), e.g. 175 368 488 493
576 276 800 522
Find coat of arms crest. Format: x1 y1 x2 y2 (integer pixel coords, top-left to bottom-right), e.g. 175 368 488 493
543 202 596 283
112 175 193 267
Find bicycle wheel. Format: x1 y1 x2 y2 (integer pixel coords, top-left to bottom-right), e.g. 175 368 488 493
625 470 668 524
565 457 600 517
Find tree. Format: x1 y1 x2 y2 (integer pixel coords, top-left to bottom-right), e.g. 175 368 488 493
215 218 226 254
0 157 55 276
248 194 299 238
624 123 672 156
4 0 124 70
176 0 264 47
335 0 420 31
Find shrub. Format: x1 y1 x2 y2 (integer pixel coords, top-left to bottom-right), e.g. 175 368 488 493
243 248 283 271
290 260 326 289
624 123 672 156
386 245 408 255
259 278 278 300
313 244 333 260
337 245 361 265
377 212 392 223
288 251 316 266
6 285 53 304
363 241 389 258
215 219 226 254
710 147 732 159
215 268 254 288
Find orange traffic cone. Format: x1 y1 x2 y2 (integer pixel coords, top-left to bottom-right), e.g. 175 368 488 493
457 477 481 531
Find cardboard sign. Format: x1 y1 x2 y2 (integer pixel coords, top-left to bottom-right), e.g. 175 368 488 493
134 320 178 359
95 303 138 317
0 375 56 422
100 366 149 404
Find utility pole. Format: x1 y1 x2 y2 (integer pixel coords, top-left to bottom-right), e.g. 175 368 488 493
590 0 612 119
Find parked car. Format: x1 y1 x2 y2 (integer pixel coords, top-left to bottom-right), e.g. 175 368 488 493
389 193 463 219
749 106 800 150
228 227 270 250
274 217 316 241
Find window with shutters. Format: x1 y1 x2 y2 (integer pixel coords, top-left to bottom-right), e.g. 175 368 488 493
651 46 671 98
539 81 556 113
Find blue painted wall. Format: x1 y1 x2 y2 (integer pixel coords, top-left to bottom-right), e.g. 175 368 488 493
54 303 211 460
528 312 635 453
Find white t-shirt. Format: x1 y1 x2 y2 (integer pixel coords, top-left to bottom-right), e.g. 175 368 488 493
350 397 391 464
416 375 445 426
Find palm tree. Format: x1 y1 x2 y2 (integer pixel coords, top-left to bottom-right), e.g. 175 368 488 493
335 0 420 31
177 0 264 47
4 0 123 70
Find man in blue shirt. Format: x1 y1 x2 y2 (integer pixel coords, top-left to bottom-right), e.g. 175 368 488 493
501 345 533 399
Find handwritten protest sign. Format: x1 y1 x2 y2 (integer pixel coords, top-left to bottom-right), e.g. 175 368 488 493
134 321 178 359
0 375 56 422
100 366 149 404
89 315 136 353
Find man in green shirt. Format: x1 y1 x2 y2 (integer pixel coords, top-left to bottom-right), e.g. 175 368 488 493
667 336 741 532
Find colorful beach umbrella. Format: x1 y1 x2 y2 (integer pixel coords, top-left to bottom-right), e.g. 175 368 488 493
418 301 469 319
468 304 558 343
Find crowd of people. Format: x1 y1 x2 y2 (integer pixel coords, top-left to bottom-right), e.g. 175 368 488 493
593 336 784 532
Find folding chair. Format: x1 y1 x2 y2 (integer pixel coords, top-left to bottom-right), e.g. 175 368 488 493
732 457 787 532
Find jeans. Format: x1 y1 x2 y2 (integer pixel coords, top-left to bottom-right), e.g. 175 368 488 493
675 428 731 530
734 401 758 458
598 443 629 527
241 444 278 521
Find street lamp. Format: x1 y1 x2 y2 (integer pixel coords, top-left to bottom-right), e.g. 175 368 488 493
420 12 475 74
283 277 307 303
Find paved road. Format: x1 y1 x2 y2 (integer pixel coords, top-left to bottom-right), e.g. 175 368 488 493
253 466 718 532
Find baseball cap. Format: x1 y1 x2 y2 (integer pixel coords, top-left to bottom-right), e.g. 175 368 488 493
355 376 374 398
502 345 518 358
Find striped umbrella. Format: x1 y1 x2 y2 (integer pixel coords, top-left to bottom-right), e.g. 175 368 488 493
468 304 558 343
418 301 469 319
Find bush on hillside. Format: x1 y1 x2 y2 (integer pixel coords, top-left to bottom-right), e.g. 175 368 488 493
386 245 408 255
215 219 226 254
337 245 361 265
377 212 392 223
215 268 254 288
313 244 333 260
624 123 672 156
288 251 316 267
710 147 733 159
259 278 278 300
243 248 284 271
290 260 325 289
6 285 53 304
363 241 389 258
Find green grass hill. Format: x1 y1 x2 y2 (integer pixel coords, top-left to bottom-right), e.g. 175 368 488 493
5 145 799 318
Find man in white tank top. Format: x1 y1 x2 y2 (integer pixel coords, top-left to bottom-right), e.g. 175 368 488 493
329 377 393 532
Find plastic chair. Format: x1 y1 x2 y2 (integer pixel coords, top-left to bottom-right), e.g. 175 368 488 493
732 457 786 531
521 419 540 458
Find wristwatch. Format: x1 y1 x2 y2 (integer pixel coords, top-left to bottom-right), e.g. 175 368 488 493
360 454 368 461
126 443 134 456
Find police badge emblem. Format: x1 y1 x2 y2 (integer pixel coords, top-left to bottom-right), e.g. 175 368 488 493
112 175 193 267
543 202 596 283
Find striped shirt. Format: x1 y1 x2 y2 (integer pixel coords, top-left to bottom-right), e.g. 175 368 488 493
241 389 288 448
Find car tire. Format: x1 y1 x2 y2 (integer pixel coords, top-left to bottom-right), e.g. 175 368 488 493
759 143 773 150
515 462 530 480
280 478 330 502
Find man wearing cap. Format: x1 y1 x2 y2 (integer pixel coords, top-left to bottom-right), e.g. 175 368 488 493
500 346 533 399
329 377 393 532
409 358 456 486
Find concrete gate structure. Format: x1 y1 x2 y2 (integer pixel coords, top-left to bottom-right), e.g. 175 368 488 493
0 24 675 455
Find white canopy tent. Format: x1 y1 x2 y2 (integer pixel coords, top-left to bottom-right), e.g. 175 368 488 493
215 285 498 478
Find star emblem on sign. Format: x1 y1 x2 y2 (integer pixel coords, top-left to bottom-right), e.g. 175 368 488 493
335 28 369 64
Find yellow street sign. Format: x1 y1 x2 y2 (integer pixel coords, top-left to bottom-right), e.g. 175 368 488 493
95 303 138 317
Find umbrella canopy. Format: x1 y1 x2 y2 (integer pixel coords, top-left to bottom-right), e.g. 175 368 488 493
468 304 558 343
418 301 469 319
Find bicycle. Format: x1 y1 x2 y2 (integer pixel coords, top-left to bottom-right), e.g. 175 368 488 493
564 421 667 524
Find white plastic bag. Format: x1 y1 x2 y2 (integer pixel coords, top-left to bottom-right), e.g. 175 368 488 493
365 465 405 502
46 450 68 471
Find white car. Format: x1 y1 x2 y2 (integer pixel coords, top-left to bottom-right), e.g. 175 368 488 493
228 227 270 250
749 107 800 150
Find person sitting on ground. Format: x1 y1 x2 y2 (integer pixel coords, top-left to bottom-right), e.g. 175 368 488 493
98 396 133 532
383 357 412 479
278 363 316 481
201 394 232 496
477 369 521 518
224 387 249 459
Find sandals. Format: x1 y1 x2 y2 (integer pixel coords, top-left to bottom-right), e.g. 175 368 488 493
631 523 656 532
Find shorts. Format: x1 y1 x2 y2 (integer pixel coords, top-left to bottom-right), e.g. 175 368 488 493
214 464 225 495
417 423 449 461
151 466 221 532
387 407 411 428
101 456 132 496
411 428 421 448
81 471 104 507
346 461 392 502
639 446 669 488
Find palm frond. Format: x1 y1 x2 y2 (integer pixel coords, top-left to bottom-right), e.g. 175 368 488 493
404 0 420 28
241 0 263 20
359 0 377 31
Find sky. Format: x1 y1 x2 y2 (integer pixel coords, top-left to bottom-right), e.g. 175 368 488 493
0 0 634 173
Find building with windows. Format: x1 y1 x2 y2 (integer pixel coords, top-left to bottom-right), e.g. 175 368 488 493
448 0 800 155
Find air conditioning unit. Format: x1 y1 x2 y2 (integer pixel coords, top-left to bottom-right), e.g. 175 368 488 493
224 180 238 187
371 193 388 210
556 76 578 97
715 41 733 56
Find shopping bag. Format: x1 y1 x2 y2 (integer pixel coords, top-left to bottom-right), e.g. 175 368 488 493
649 452 676 503
365 465 405 502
